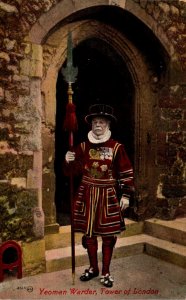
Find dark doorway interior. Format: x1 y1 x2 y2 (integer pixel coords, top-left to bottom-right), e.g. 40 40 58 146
55 38 135 225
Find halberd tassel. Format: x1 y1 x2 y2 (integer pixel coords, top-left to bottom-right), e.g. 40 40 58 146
63 83 78 132
63 102 78 132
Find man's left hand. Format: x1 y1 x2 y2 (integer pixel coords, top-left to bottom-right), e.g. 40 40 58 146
120 196 129 211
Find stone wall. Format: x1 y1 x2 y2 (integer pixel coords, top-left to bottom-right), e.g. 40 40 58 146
156 78 186 219
0 0 59 242
143 0 186 219
0 0 185 248
135 0 186 68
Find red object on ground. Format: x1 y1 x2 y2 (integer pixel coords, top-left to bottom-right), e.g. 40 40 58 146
0 240 22 282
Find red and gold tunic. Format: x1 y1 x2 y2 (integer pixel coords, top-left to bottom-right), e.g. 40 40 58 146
65 139 134 237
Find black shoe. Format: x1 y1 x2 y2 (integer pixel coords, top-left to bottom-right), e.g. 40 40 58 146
100 273 114 288
80 268 99 281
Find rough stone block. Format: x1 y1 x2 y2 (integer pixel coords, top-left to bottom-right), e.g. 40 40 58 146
30 59 43 78
11 177 26 188
0 52 10 62
22 42 31 55
163 184 186 198
156 182 166 200
161 108 183 120
42 126 54 166
0 141 17 154
170 5 179 17
4 38 16 51
167 132 183 145
31 44 42 61
0 86 4 100
140 0 147 9
44 223 60 235
146 2 154 14
0 153 33 179
22 239 46 276
42 172 56 225
4 89 14 103
32 207 45 238
12 74 21 82
158 2 170 14
27 169 39 189
23 260 46 277
20 58 30 76
28 44 43 78
0 2 18 13
22 239 45 264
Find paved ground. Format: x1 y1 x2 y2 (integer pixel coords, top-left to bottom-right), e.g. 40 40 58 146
0 253 186 300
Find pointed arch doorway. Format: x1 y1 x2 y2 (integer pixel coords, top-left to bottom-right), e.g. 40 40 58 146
55 37 135 225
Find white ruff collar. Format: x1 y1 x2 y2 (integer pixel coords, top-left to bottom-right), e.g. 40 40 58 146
88 129 111 144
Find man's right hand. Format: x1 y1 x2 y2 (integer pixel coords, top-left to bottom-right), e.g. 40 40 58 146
65 151 75 163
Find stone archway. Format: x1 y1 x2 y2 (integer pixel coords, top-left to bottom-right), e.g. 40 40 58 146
28 0 174 58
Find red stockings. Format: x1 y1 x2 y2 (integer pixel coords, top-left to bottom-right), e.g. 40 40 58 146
102 236 117 276
83 235 117 276
85 236 99 273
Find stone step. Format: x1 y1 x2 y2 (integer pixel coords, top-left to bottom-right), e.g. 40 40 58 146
44 219 144 250
45 234 144 273
45 234 186 273
144 218 186 246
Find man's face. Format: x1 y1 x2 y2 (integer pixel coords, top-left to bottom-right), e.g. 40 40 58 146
91 117 110 136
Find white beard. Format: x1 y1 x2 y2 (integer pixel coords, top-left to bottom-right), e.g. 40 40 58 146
88 128 111 144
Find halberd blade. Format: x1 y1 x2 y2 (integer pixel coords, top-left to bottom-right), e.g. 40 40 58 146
62 31 78 83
